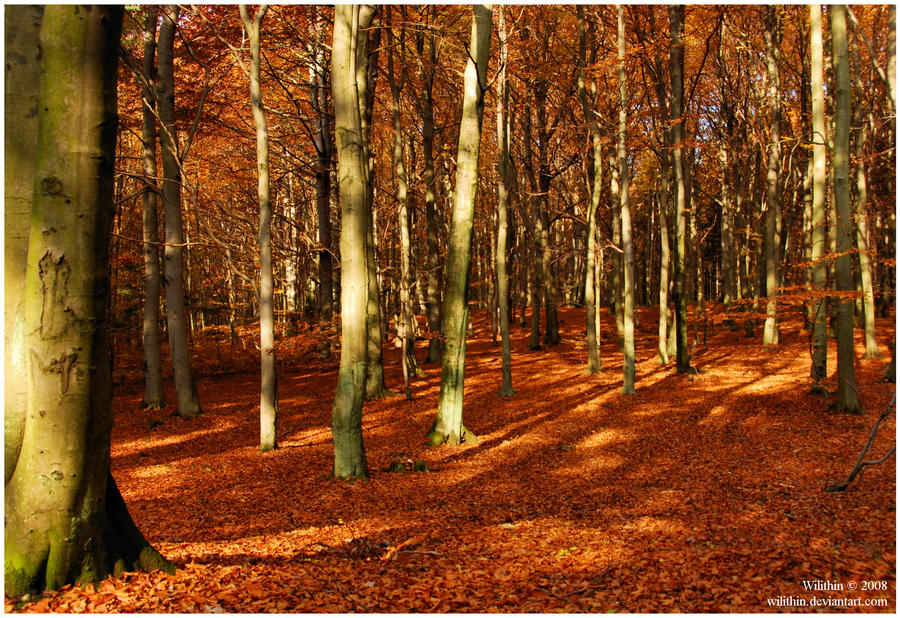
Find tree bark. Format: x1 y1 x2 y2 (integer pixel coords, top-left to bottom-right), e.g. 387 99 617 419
669 5 691 373
830 5 863 414
240 5 278 451
4 4 43 483
4 7 173 596
763 5 782 346
158 5 201 418
618 5 636 395
495 7 516 395
139 7 165 410
311 9 334 321
809 5 828 389
331 4 372 479
428 5 492 446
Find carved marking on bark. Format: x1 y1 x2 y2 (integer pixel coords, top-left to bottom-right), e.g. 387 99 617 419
40 176 64 196
30 349 80 394
38 252 75 339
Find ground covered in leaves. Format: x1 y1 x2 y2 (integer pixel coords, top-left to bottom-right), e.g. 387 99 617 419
7 304 897 612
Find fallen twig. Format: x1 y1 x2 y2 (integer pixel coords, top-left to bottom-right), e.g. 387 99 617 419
827 393 896 492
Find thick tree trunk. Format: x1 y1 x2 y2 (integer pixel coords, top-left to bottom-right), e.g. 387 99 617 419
4 7 173 596
158 5 201 418
428 5 492 446
670 5 691 373
139 7 165 410
4 5 43 483
241 5 278 451
763 6 782 346
331 4 372 479
830 5 863 414
495 7 515 395
809 5 828 389
618 5 636 395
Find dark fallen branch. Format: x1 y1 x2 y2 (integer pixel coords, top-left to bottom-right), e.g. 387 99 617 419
827 393 896 492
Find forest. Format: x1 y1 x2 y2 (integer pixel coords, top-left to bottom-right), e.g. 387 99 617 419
4 3 896 613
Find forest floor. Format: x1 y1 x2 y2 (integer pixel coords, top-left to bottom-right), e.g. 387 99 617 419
6 303 897 613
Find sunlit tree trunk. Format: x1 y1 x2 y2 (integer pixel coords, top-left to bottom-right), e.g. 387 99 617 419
240 5 278 451
428 5 492 446
158 5 201 418
830 5 863 414
669 5 690 373
576 6 602 374
4 7 173 596
4 4 42 483
331 4 372 479
495 6 515 395
618 5 636 395
809 5 828 389
763 5 782 346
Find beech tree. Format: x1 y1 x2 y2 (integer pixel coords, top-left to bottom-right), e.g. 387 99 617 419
809 4 828 391
618 5 637 395
428 5 493 446
4 5 172 595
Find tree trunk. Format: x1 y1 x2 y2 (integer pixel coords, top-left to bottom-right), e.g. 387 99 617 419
4 4 43 483
495 6 515 395
809 5 828 389
618 5 636 395
830 5 863 414
670 5 691 373
763 5 782 346
138 7 165 410
158 5 201 418
240 5 278 451
428 5 492 446
331 4 372 479
311 9 334 322
576 6 602 375
387 9 423 381
4 7 173 596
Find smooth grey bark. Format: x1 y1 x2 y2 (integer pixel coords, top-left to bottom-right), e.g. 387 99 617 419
4 6 172 596
428 5 492 446
4 4 43 484
830 5 863 414
763 5 782 346
669 5 691 373
618 5 636 395
139 7 165 410
809 4 828 389
240 5 278 451
331 4 372 479
311 9 334 321
158 5 201 418
495 6 515 396
576 6 602 375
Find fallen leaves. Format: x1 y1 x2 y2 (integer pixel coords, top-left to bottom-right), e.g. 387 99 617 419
6 305 896 612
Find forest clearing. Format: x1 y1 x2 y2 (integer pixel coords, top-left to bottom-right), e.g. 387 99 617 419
4 4 896 612
7 304 896 613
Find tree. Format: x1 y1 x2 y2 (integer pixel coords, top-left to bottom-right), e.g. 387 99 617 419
4 6 172 595
331 4 374 479
158 5 202 418
137 7 166 410
4 4 43 483
762 5 782 346
618 5 637 395
427 5 493 446
809 4 829 392
495 6 516 395
669 5 691 374
240 4 279 451
830 4 864 414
